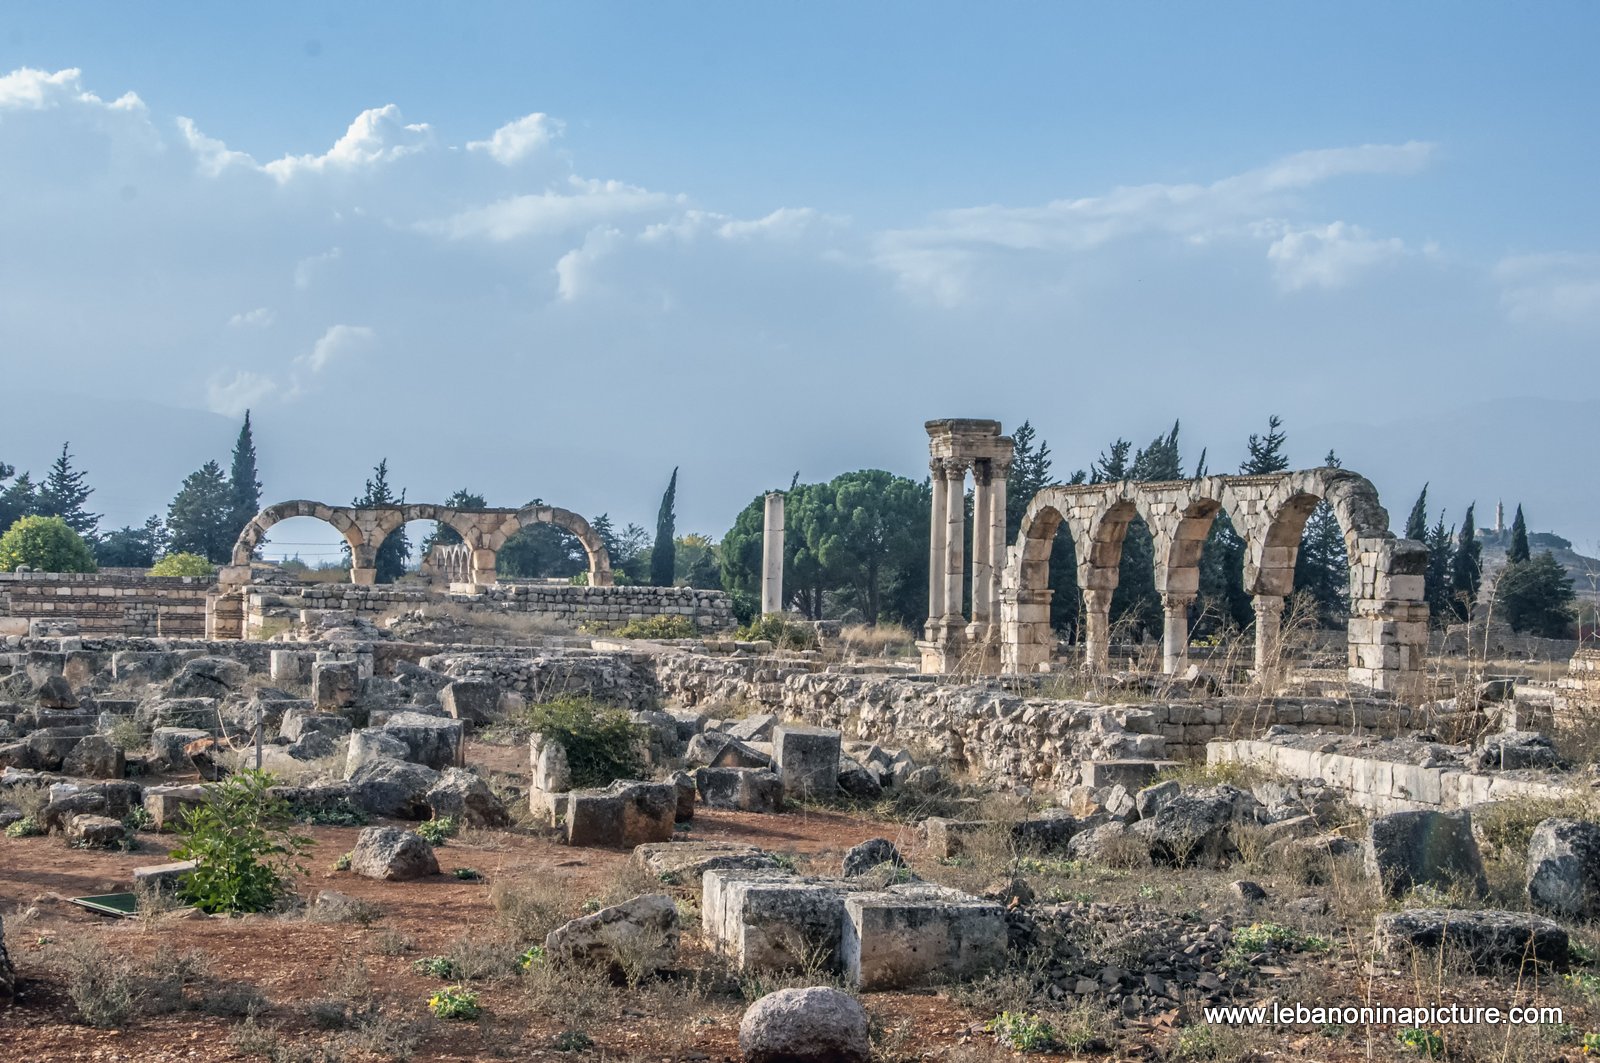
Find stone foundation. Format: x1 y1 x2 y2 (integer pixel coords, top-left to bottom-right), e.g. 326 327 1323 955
0 572 212 638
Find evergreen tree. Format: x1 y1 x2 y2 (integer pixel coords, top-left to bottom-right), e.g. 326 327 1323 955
1449 503 1482 621
1404 485 1429 542
1497 551 1577 638
420 488 486 556
651 468 678 587
1005 421 1054 538
167 461 234 562
35 443 100 540
226 411 263 549
1002 422 1081 639
1091 439 1132 483
1424 514 1456 622
1293 450 1350 625
498 497 589 579
353 459 409 583
1241 415 1289 474
0 463 36 536
95 515 166 568
1509 504 1530 564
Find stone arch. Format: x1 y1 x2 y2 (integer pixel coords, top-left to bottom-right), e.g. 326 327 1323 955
232 501 366 568
1253 468 1390 597
500 505 615 587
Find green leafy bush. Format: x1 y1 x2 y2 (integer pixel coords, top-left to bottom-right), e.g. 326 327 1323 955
0 515 96 573
170 769 312 914
733 615 818 650
427 985 481 1020
415 817 458 845
5 815 44 838
516 944 547 971
413 956 457 979
1396 1027 1445 1058
987 1011 1057 1052
609 615 698 640
525 695 645 788
149 552 216 578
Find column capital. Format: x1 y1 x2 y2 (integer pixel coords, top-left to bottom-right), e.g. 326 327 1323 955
990 457 1013 480
929 457 948 478
1162 592 1197 613
943 457 972 479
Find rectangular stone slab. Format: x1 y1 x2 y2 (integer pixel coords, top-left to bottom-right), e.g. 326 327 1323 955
841 885 1008 990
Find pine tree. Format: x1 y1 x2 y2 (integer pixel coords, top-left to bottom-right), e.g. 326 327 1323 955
227 411 262 550
35 443 100 540
1497 551 1577 637
420 488 486 556
94 515 167 568
1293 450 1349 625
1449 503 1482 621
1241 415 1289 474
1091 439 1132 483
1404 485 1429 542
1424 515 1456 622
651 468 678 587
0 463 36 536
167 461 234 562
1509 505 1530 564
353 459 408 583
1005 421 1054 538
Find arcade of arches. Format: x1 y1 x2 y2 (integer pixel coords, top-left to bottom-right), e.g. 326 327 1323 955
918 420 1429 694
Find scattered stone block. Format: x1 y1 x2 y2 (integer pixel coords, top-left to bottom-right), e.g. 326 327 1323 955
269 650 315 685
349 826 439 881
840 884 1008 990
529 733 571 794
1527 818 1600 919
566 780 677 848
545 893 679 974
1477 731 1559 771
281 710 353 744
143 784 209 830
1365 809 1486 898
440 680 500 726
1081 759 1176 790
35 675 77 710
739 986 870 1063
837 756 882 799
631 841 778 885
702 869 863 974
726 714 779 742
152 727 212 770
1376 908 1568 971
25 726 93 771
41 789 109 833
133 860 195 893
425 767 510 827
169 657 247 699
694 767 783 813
66 814 126 848
380 712 462 770
345 729 410 778
842 838 905 878
1135 780 1181 820
348 757 440 819
312 661 360 710
62 735 123 779
772 725 840 800
670 770 696 822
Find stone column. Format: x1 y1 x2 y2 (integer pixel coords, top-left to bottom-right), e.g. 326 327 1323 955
942 459 970 622
350 544 377 586
988 463 1008 619
470 549 497 587
926 459 947 636
1083 586 1112 672
1161 593 1195 674
761 492 785 616
1253 594 1285 685
970 463 993 635
1000 586 1054 673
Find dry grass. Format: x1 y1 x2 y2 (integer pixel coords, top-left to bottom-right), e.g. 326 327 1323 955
490 877 574 945
838 622 917 658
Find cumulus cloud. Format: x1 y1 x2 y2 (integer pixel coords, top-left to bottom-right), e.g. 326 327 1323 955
428 177 678 242
177 116 254 177
0 66 143 113
227 307 275 328
298 324 375 374
467 112 562 164
293 247 342 290
261 105 432 182
1265 221 1408 291
1495 253 1600 328
206 369 277 416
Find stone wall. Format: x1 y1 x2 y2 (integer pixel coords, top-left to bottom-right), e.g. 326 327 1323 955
1208 738 1575 814
0 572 212 638
236 583 735 639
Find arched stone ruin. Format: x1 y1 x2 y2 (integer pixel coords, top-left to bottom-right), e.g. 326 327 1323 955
220 500 614 588
919 420 1430 694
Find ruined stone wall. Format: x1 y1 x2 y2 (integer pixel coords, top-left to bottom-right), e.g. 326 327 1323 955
0 572 212 638
240 583 735 639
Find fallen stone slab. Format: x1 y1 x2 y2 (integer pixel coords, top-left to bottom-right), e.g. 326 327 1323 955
772 725 840 800
347 757 440 819
168 656 248 699
281 710 352 744
631 841 779 885
702 868 867 974
842 838 905 878
62 735 124 780
133 860 195 893
1375 908 1568 971
349 826 439 881
425 767 510 827
66 814 126 849
440 680 500 727
379 712 462 770
545 893 679 974
740 986 869 1063
1527 817 1600 919
1365 809 1486 898
143 784 209 830
694 767 784 813
345 729 410 778
726 713 779 742
841 884 1008 990
566 779 677 848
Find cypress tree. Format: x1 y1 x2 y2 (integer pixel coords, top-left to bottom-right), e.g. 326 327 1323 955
1449 503 1482 621
227 411 262 549
1404 485 1429 542
36 443 100 540
1497 551 1576 637
1424 514 1456 622
651 468 678 587
1509 505 1530 564
1241 415 1290 474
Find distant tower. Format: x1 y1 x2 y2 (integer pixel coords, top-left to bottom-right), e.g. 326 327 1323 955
1495 500 1505 533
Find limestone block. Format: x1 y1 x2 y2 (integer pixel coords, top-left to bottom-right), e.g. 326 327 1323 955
132 860 196 893
440 680 500 726
694 767 784 813
840 885 1008 989
379 711 463 769
270 650 315 685
529 733 572 794
1365 809 1486 897
631 841 778 885
701 869 859 974
565 780 677 848
772 725 841 799
142 784 209 829
311 661 360 710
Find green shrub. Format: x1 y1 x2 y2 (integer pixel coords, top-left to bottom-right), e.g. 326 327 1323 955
610 615 698 640
427 985 480 1020
170 769 312 914
525 695 645 788
733 615 818 650
415 817 458 845
149 552 216 578
987 1011 1057 1052
1397 1027 1445 1058
0 515 96 573
413 956 457 979
5 816 44 838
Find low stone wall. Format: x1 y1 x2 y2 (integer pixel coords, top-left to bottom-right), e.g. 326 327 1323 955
238 583 735 639
0 572 213 638
1208 738 1576 814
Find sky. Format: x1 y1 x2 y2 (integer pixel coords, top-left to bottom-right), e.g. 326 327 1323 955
2 3 1598 561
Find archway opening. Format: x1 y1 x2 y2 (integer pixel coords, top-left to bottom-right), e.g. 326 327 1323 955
379 519 441 585
499 517 589 581
256 516 352 582
1109 516 1160 655
1191 509 1253 666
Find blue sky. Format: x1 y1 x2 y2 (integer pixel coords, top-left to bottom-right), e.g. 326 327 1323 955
2 3 1598 556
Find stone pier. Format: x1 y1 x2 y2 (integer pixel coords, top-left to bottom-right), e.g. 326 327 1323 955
761 492 785 617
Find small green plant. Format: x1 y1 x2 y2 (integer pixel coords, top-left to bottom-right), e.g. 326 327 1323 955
516 945 546 971
333 851 352 872
770 852 799 872
610 615 698 640
1228 922 1329 957
291 800 369 827
524 695 646 788
733 615 818 650
149 552 216 578
1572 939 1599 966
169 769 312 914
413 956 456 979
427 985 480 1021
581 898 601 914
453 867 481 881
553 1029 594 1052
987 1011 1056 1052
122 806 153 831
415 817 458 845
1566 971 1600 995
1397 1027 1445 1058
1583 1031 1600 1054
5 815 44 838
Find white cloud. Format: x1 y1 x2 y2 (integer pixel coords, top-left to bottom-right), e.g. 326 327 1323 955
293 247 342 290
1265 221 1408 291
298 324 375 374
1495 253 1600 328
206 369 277 416
177 116 254 177
227 307 275 328
467 112 562 164
554 228 624 302
716 207 832 241
262 105 431 182
429 177 678 242
0 67 143 114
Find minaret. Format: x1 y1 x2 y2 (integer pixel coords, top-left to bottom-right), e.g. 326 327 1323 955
1495 500 1505 534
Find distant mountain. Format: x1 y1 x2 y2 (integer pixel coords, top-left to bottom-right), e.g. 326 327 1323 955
1478 526 1600 601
